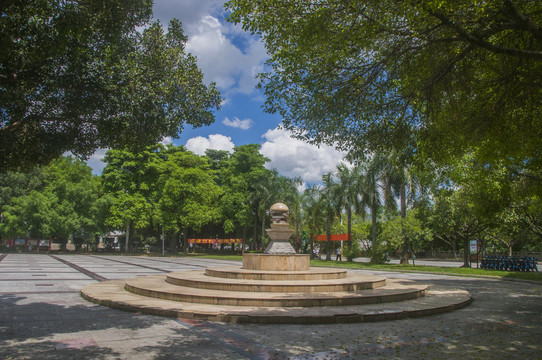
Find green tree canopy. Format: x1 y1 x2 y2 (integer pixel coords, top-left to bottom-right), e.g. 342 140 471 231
1 1 221 171
0 156 102 242
379 210 432 264
227 0 541 183
218 144 269 239
159 159 223 235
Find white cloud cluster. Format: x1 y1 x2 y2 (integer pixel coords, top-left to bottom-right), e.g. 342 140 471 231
222 116 253 130
185 134 235 155
184 15 267 95
261 128 346 184
152 1 268 96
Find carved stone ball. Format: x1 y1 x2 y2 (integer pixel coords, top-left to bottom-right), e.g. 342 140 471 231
270 203 289 213
270 203 289 224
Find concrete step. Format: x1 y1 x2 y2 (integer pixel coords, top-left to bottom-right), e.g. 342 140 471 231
81 278 472 324
205 266 348 280
125 274 427 307
166 270 386 293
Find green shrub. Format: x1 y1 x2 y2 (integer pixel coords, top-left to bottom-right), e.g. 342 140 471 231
344 240 363 262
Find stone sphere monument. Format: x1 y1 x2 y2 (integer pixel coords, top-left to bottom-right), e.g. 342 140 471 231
264 202 295 254
242 202 310 271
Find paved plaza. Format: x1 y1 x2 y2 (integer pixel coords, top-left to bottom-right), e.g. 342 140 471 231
1 253 541 359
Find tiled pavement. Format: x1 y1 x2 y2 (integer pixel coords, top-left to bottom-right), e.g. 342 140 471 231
1 253 541 359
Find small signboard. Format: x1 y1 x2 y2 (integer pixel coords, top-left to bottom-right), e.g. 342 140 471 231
39 239 51 247
469 240 477 254
313 234 349 241
188 238 243 244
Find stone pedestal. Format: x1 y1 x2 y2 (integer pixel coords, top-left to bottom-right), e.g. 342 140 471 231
243 253 310 271
250 203 302 269
265 222 295 254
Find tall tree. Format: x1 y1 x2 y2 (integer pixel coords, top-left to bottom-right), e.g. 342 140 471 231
430 188 490 267
101 145 166 251
158 153 222 252
252 169 302 249
335 163 364 256
320 172 340 260
302 185 325 258
219 144 269 248
282 176 304 251
252 169 279 246
358 154 390 262
379 210 432 264
1 1 221 171
379 151 431 263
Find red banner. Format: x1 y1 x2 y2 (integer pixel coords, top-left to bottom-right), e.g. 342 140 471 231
313 234 349 241
188 238 243 244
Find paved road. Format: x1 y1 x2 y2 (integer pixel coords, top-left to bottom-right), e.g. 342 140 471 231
1 253 541 359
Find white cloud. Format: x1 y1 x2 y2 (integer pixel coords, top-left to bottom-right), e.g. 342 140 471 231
152 0 269 100
152 0 222 32
261 128 347 183
184 14 268 95
86 148 108 175
185 134 235 155
160 136 173 146
222 116 253 130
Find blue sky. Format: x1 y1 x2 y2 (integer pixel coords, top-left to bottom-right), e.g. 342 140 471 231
87 0 346 185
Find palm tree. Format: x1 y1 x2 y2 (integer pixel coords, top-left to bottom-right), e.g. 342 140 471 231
320 172 341 260
380 151 429 263
252 169 282 249
302 185 325 258
282 176 304 251
252 170 303 250
359 154 387 260
335 163 365 259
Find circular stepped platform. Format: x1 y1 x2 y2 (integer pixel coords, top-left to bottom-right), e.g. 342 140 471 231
81 266 472 324
205 266 347 280
127 274 422 307
165 270 386 293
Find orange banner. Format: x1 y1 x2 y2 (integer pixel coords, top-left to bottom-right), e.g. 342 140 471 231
188 238 243 244
313 234 349 241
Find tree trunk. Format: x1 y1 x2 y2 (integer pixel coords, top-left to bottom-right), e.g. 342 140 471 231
399 182 409 264
371 205 377 248
310 232 314 259
326 215 332 260
347 207 352 252
182 229 188 254
261 209 266 250
253 209 258 251
242 228 247 254
169 232 177 252
125 222 131 253
462 237 470 267
295 222 300 252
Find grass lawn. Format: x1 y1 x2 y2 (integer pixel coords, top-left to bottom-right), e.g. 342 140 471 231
310 259 542 282
178 253 542 282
